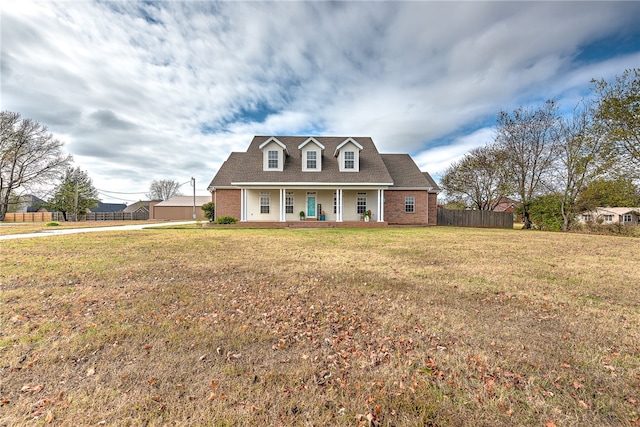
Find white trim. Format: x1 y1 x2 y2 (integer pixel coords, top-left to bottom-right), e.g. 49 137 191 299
297 137 325 150
333 137 363 156
231 182 393 187
259 136 289 155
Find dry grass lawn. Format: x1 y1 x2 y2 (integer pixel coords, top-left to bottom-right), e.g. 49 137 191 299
1 226 639 426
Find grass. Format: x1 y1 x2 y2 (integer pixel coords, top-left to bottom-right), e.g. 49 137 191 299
1 227 639 426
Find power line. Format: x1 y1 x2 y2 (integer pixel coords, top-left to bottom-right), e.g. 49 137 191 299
95 188 147 195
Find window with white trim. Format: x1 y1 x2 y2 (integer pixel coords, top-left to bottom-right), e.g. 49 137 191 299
356 192 367 214
260 193 270 214
582 214 592 222
623 214 632 223
603 214 613 222
267 150 278 169
344 151 355 169
306 150 317 169
405 196 415 213
286 193 294 214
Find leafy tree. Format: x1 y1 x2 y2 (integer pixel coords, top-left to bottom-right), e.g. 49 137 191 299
440 199 468 211
46 167 99 221
591 68 640 174
576 177 640 211
146 179 183 200
0 111 72 221
440 145 512 211
551 102 611 231
201 202 215 222
528 193 564 231
495 100 561 229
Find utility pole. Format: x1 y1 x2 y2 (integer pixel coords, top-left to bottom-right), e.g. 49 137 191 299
191 177 196 220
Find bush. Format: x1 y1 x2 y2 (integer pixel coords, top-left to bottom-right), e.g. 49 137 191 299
45 221 60 226
216 216 237 224
201 202 215 222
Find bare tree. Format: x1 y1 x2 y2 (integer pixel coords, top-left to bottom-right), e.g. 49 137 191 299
495 100 561 229
1 111 72 221
440 145 512 211
146 179 183 200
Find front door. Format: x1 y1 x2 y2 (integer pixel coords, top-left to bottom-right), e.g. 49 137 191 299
307 196 316 217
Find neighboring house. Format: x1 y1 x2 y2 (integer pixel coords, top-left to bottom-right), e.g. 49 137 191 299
150 196 211 221
492 197 523 222
124 200 152 220
207 136 440 225
579 207 640 225
90 202 127 213
13 195 48 213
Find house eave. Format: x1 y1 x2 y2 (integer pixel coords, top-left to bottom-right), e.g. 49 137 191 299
231 181 394 188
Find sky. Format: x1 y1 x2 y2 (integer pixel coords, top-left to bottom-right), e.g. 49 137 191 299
2 1 640 203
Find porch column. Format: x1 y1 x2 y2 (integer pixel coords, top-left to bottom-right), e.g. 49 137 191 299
279 188 286 222
240 189 247 222
377 189 384 222
336 188 343 222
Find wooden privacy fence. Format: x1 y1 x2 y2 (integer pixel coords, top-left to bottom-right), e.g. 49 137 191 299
3 212 55 222
3 211 148 222
437 208 513 229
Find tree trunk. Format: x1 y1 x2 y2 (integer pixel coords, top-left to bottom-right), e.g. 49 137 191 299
522 210 532 229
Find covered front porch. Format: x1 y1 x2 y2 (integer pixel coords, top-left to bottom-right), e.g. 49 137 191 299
238 187 386 223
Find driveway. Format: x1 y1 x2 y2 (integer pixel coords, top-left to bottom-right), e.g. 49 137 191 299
0 221 198 241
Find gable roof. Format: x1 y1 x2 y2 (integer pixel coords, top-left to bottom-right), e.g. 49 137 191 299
594 207 640 215
208 136 394 188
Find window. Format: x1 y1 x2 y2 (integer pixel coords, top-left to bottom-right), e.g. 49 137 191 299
603 214 613 222
356 193 367 214
344 151 354 169
268 150 278 169
260 196 270 214
405 196 415 213
306 151 317 169
582 214 592 222
623 214 632 223
286 194 294 214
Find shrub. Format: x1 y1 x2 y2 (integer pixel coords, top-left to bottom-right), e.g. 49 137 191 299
45 221 60 226
216 216 237 224
201 202 215 222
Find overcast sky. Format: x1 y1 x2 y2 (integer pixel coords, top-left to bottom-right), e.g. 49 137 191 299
2 1 640 203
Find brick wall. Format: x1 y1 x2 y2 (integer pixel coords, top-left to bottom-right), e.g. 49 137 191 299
214 189 241 220
384 190 429 225
428 192 437 226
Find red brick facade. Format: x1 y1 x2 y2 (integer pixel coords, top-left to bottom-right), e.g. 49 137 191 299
384 190 436 225
214 189 241 219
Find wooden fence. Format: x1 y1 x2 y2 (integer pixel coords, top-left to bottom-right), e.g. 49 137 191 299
3 212 55 222
3 211 147 222
437 208 513 229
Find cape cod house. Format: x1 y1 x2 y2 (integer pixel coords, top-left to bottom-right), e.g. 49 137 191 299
207 136 439 226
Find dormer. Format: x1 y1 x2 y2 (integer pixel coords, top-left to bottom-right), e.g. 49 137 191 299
259 137 288 172
334 137 363 172
298 137 325 172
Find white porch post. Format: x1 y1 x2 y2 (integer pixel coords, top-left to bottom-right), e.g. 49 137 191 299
279 188 286 222
378 189 384 222
336 188 343 222
240 189 247 222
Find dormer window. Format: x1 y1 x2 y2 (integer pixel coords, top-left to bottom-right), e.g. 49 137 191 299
334 138 363 172
307 151 317 169
268 150 278 169
344 151 354 169
299 137 324 172
259 137 287 172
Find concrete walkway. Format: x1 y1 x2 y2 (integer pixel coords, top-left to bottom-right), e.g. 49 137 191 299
0 221 198 241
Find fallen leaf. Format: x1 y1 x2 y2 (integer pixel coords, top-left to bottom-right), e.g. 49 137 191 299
45 411 53 423
86 367 95 376
545 422 557 427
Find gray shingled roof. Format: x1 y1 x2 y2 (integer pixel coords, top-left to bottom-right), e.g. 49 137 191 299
208 136 434 190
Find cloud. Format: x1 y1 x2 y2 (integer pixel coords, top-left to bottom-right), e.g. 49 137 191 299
1 1 639 201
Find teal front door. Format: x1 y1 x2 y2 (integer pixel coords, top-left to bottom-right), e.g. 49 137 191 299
307 196 316 217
